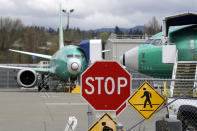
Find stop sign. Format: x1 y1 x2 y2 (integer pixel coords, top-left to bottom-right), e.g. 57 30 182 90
81 61 131 111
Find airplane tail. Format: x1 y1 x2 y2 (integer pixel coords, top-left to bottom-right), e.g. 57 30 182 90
59 3 64 49
78 39 102 64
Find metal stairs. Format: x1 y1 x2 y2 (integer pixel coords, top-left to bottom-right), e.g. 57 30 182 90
37 61 50 68
172 62 197 97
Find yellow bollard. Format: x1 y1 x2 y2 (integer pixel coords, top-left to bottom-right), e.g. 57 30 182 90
163 81 169 99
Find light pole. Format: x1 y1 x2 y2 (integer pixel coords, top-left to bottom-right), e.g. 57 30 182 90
12 40 22 63
62 9 74 30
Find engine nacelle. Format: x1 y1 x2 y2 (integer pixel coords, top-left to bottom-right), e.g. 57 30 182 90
17 68 37 88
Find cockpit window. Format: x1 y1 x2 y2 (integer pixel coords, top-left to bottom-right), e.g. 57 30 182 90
75 54 81 58
151 39 161 45
75 54 84 58
145 39 153 44
64 54 85 59
67 54 73 57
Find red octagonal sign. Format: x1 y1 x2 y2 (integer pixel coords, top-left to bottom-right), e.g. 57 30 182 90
81 61 131 111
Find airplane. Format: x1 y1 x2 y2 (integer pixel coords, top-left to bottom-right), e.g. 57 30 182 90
120 13 197 78
0 4 102 91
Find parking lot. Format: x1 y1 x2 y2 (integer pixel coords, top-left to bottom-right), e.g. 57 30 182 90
0 88 166 131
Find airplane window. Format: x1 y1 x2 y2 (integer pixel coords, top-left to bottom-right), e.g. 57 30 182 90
151 39 161 45
145 39 153 44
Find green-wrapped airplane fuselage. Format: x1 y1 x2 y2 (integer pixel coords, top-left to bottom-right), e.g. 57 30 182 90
50 45 87 81
121 24 197 78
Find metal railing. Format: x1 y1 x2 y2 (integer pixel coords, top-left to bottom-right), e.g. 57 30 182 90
109 34 152 40
170 50 178 97
37 61 50 68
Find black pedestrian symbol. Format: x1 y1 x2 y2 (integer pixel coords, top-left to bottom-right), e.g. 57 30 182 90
141 88 152 108
102 122 113 131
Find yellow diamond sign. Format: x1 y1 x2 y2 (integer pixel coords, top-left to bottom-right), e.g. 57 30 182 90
128 81 165 120
88 113 117 131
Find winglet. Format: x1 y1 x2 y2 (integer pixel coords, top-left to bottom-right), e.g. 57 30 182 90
59 3 64 49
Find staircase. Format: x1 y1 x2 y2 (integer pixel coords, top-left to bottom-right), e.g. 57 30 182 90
171 62 197 97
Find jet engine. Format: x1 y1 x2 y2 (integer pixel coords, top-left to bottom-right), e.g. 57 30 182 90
17 68 37 88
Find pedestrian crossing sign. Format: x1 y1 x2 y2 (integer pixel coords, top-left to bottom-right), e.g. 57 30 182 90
88 113 117 131
128 81 165 120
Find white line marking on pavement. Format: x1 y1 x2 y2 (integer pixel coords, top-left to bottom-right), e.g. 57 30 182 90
40 95 60 98
45 103 88 106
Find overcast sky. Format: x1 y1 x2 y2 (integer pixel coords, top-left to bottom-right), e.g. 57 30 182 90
0 0 197 30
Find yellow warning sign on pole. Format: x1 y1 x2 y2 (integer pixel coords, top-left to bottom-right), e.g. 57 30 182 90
128 81 165 120
88 113 116 131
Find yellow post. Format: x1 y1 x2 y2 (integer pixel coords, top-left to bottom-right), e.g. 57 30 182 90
163 81 169 99
196 88 197 97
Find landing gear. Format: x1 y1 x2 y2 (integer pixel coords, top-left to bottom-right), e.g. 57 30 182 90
53 81 75 92
37 73 51 92
66 78 78 93
37 75 79 92
67 84 75 93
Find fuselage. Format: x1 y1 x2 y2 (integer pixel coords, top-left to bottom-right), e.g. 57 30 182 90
50 45 87 81
121 25 197 78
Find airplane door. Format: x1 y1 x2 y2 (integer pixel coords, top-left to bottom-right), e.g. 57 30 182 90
162 45 176 63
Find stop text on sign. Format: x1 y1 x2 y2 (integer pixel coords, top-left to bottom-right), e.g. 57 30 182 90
85 77 128 95
81 61 131 111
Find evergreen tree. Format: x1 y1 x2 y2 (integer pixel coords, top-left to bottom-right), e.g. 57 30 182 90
114 26 122 35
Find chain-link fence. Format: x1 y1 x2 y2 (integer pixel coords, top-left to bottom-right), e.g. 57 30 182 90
87 78 197 131
0 68 19 88
1 65 197 130
0 64 59 89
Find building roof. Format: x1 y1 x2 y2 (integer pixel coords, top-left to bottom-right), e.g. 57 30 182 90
163 12 197 36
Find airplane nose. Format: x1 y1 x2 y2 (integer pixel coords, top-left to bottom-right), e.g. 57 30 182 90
120 47 139 71
120 54 125 66
71 62 79 71
67 58 81 75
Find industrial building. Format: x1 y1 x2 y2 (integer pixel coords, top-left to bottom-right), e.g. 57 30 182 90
104 34 149 61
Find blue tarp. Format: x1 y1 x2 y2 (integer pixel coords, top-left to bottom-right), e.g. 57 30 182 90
78 40 90 62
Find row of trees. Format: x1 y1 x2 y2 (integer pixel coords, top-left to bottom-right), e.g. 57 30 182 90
115 16 161 36
0 16 160 63
114 26 144 36
0 17 52 63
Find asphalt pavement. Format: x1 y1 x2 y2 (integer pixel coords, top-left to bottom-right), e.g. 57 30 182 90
0 88 165 131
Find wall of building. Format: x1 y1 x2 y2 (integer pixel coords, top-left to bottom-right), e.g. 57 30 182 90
104 34 149 61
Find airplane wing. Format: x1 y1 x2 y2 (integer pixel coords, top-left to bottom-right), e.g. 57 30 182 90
33 67 54 73
9 49 52 60
0 65 24 70
0 65 54 73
